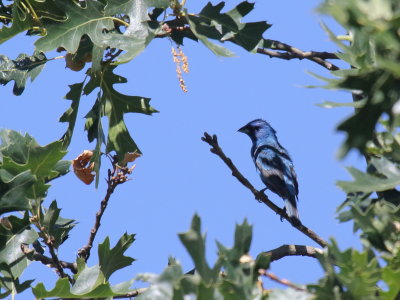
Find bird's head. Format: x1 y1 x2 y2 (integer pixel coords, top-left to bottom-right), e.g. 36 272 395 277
238 119 276 141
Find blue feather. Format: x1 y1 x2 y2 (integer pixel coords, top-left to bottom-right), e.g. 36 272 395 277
238 119 300 223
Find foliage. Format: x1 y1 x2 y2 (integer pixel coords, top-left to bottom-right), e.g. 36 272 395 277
317 0 400 158
32 234 136 298
0 0 271 174
0 0 399 299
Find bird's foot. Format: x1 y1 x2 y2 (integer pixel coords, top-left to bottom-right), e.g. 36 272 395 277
289 216 301 227
279 207 287 222
255 188 268 202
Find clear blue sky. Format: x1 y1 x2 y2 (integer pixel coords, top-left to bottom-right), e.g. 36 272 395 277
1 0 364 296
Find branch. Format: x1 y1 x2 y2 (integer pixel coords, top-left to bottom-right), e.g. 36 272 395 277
257 39 340 71
20 244 77 274
113 288 147 299
157 21 339 71
40 238 74 284
265 244 323 262
259 269 308 292
201 133 328 248
78 155 132 261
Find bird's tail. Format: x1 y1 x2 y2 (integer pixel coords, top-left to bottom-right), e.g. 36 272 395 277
285 198 300 225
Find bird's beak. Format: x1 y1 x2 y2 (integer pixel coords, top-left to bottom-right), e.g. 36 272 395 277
238 125 248 134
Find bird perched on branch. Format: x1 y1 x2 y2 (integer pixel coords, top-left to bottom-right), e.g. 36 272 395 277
238 119 300 224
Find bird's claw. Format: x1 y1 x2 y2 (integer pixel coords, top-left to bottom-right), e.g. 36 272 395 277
279 207 287 222
255 188 267 202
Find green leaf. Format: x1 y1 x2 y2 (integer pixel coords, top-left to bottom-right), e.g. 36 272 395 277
84 65 157 161
268 289 312 300
98 233 135 280
337 157 400 193
187 14 235 57
381 257 400 300
184 1 270 55
0 52 47 95
0 213 38 279
32 262 136 298
0 170 35 214
316 1 400 157
136 265 184 300
178 214 220 284
60 81 85 150
42 200 75 248
0 0 66 44
215 220 260 300
0 130 67 180
107 0 156 64
178 215 220 283
46 160 71 182
0 130 69 207
0 263 34 299
233 219 252 254
311 239 381 299
35 1 113 54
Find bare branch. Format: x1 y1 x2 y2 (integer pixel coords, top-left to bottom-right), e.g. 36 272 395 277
21 244 77 274
201 132 328 248
259 269 308 292
41 239 73 284
265 244 323 262
257 39 340 71
78 155 133 261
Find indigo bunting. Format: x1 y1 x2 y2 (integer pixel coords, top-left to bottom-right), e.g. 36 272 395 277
238 119 300 223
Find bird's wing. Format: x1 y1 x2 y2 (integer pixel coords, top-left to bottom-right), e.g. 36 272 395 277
290 166 299 197
255 149 287 198
254 145 298 199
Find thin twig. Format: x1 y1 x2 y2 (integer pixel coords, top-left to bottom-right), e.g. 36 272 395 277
44 240 73 284
264 244 323 262
20 244 78 274
201 132 328 248
78 156 131 261
259 269 307 292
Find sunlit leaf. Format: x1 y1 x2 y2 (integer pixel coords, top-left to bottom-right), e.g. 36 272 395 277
0 52 47 95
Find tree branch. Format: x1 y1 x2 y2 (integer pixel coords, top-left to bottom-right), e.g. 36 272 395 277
78 155 132 261
42 239 73 284
158 21 340 71
201 132 328 248
259 269 308 292
265 244 323 262
257 39 340 71
20 244 78 274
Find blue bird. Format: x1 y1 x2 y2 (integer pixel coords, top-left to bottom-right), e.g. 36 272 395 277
238 119 300 224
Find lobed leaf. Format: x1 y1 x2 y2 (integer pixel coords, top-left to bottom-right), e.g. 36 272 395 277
0 213 38 280
98 233 135 280
0 52 47 95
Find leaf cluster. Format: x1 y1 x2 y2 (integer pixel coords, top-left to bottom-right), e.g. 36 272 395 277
0 130 71 298
318 0 400 157
32 233 136 299
0 0 271 177
136 215 310 300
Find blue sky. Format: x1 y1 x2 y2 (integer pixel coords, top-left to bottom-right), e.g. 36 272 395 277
0 0 365 296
